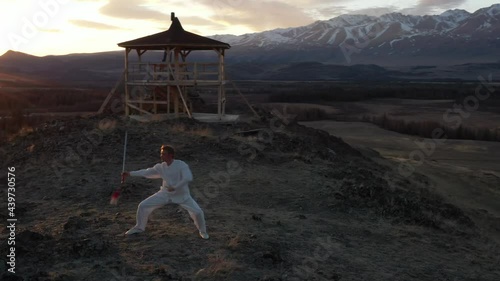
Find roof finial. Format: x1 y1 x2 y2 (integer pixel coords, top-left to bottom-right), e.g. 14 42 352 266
171 12 175 21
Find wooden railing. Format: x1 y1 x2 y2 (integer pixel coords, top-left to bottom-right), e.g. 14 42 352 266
127 62 221 85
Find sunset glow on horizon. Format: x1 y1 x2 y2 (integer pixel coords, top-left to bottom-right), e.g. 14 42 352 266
0 0 498 57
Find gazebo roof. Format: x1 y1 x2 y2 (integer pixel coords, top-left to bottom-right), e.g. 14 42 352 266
117 15 230 50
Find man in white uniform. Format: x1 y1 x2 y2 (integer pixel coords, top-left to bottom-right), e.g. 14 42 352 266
121 144 209 239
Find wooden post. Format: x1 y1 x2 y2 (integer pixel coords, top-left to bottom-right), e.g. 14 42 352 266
194 62 198 84
137 49 142 62
166 47 170 116
167 85 171 115
216 48 223 119
220 49 226 116
174 88 179 118
147 48 154 115
153 87 157 114
167 63 192 119
124 48 131 116
137 49 145 116
174 48 180 118
180 51 193 116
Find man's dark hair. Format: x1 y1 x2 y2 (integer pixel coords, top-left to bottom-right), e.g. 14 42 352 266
161 144 175 157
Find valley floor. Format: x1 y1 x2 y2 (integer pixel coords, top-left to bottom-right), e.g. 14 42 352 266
303 120 500 243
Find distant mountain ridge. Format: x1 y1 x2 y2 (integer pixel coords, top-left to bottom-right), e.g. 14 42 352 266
211 4 500 65
0 50 124 86
1 5 499 83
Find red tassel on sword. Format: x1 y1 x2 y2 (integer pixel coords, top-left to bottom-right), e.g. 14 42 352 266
110 131 128 205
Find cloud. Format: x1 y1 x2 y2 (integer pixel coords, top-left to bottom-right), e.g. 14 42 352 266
293 0 348 5
100 0 169 21
300 2 396 21
318 0 466 17
347 6 400 17
180 16 225 29
418 0 466 8
40 29 61 33
315 6 349 18
70 20 122 30
199 0 314 30
403 0 467 14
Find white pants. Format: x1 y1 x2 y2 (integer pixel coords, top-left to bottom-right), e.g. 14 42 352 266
133 190 206 233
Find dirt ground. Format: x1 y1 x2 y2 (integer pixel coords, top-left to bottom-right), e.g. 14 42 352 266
1 115 500 281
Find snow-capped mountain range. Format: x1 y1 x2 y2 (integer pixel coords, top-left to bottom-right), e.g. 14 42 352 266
1 5 499 83
211 4 500 65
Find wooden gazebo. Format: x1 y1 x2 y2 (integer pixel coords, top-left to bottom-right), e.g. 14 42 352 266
117 13 231 120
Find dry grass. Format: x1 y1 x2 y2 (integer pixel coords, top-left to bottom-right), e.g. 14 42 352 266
18 125 34 135
207 253 239 274
168 123 214 137
6 124 34 141
5 117 500 280
97 119 117 132
191 126 214 137
169 122 188 133
195 252 241 278
227 234 241 250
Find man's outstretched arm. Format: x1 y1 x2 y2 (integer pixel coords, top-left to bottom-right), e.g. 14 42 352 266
122 165 161 182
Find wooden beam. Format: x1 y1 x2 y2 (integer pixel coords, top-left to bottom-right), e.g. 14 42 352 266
213 48 222 56
163 47 172 63
217 48 222 118
177 87 191 118
167 64 192 118
127 103 152 115
127 80 224 86
128 100 171 105
228 80 260 119
98 70 125 114
180 50 191 60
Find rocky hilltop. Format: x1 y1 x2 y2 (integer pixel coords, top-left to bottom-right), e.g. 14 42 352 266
0 114 499 280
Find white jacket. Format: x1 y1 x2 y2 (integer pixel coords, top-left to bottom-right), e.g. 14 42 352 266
130 160 193 203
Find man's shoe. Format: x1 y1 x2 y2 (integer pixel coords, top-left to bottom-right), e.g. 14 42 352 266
199 232 209 239
125 227 144 235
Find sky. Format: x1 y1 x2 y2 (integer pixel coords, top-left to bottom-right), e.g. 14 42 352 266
0 0 498 56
